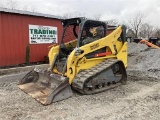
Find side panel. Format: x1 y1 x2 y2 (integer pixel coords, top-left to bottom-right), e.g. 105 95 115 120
67 26 125 84
116 42 128 67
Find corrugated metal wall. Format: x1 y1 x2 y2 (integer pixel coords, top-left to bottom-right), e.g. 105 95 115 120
0 12 63 67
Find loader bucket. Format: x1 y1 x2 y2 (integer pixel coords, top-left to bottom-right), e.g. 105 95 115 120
18 68 73 105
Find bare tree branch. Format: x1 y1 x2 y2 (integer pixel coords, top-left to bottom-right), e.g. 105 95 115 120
128 11 146 38
139 23 154 39
105 19 119 26
153 28 160 38
63 12 85 18
93 14 101 20
6 0 18 9
126 29 136 38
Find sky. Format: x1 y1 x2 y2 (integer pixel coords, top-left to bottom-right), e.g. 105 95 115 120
1 0 160 27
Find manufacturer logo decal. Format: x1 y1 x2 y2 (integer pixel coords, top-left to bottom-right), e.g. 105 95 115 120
90 43 99 50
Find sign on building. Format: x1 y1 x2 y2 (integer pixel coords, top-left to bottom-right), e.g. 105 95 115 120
29 25 58 44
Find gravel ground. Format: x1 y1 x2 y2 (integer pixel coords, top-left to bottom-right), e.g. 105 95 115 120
0 43 160 120
127 43 160 79
0 73 160 120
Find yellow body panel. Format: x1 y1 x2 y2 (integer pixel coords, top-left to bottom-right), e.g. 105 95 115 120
48 26 127 84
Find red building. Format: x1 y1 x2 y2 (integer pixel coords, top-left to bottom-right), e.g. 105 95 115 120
0 8 63 67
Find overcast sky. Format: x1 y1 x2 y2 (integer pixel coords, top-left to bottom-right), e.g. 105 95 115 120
1 0 160 27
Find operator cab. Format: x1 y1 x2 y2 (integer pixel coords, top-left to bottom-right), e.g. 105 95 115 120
57 18 107 73
59 17 107 58
79 20 106 46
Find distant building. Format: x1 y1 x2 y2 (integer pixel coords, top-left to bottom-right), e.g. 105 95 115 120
0 7 64 67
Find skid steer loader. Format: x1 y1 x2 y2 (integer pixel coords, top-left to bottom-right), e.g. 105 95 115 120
18 17 128 105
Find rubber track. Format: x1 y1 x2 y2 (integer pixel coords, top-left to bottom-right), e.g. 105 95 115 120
72 59 121 94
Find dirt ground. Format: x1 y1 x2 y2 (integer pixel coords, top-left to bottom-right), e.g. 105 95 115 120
0 43 160 120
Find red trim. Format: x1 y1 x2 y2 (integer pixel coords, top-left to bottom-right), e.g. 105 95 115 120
94 52 112 57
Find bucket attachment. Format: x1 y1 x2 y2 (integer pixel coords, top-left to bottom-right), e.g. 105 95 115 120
18 68 73 105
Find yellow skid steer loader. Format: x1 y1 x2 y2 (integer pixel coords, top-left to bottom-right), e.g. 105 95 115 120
18 17 128 105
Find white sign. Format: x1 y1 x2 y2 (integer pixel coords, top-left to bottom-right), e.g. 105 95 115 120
29 25 58 44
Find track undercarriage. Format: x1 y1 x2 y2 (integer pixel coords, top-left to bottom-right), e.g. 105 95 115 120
72 59 127 94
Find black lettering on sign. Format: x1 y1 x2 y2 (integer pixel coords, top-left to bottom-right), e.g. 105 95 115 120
90 43 99 50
